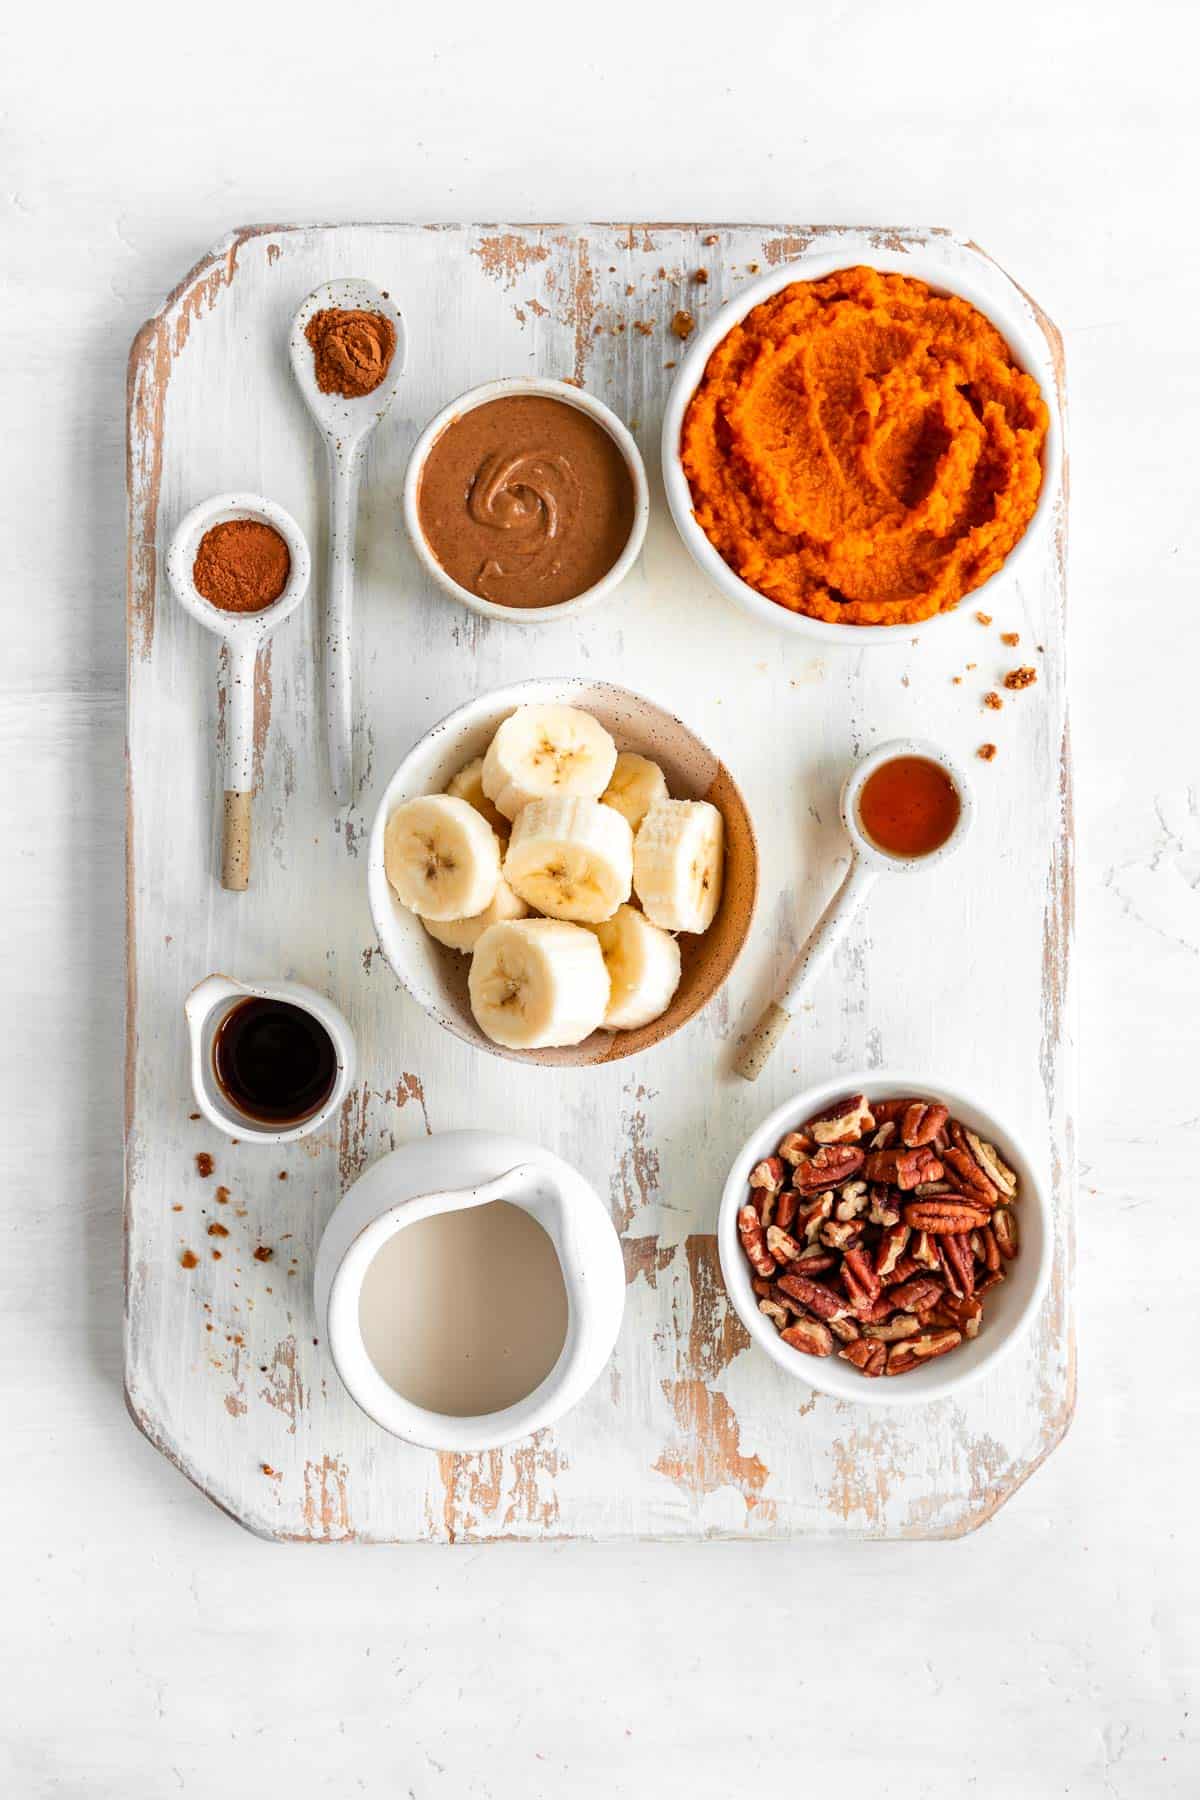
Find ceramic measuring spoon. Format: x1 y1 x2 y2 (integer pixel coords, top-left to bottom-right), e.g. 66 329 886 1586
166 494 311 891
735 738 975 1081
289 281 407 807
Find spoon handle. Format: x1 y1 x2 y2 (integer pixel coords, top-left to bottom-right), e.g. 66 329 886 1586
221 636 258 891
325 442 364 807
735 859 878 1081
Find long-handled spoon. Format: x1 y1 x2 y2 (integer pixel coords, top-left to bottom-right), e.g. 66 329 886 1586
289 281 407 807
735 739 974 1081
167 494 311 890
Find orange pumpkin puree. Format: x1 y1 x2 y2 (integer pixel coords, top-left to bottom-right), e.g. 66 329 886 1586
681 267 1048 626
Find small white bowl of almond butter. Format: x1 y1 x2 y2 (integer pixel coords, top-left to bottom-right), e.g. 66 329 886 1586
719 1073 1052 1405
367 677 758 1067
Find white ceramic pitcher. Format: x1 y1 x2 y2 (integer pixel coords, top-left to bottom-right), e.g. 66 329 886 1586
313 1131 626 1453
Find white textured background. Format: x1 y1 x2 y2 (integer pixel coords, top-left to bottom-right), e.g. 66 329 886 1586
2 2 1195 1794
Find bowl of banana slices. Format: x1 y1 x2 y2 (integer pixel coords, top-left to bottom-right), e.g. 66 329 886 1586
367 677 758 1065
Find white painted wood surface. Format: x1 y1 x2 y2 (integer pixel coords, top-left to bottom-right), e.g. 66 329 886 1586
125 224 1072 1541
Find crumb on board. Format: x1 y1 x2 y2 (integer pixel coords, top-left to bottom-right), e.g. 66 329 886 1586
633 320 654 336
664 360 676 369
1001 631 1020 646
671 310 695 340
983 691 1003 711
952 676 963 685
703 233 719 245
180 1249 197 1269
966 662 977 671
978 743 998 762
195 1152 213 1178
693 268 709 284
253 1245 274 1262
747 262 760 273
1004 666 1038 690
976 612 992 626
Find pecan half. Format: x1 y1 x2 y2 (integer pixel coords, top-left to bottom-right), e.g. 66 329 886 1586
737 1205 776 1278
749 1155 786 1197
777 1131 813 1166
888 1275 944 1314
992 1206 1020 1260
776 1272 851 1321
943 1148 999 1209
863 1313 920 1342
766 1224 804 1265
796 1193 834 1243
875 1222 911 1280
842 1246 882 1306
886 1329 961 1375
808 1094 875 1145
977 1224 1001 1273
865 1147 943 1190
939 1232 976 1300
780 1317 835 1357
902 1101 949 1147
904 1199 991 1235
794 1144 866 1192
962 1128 1018 1197
839 1338 887 1377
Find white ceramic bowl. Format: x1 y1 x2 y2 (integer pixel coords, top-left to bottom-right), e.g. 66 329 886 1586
661 251 1063 646
718 1070 1052 1406
403 376 650 624
367 676 758 1066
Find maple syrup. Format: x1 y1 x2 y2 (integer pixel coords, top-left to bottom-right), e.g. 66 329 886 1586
212 996 337 1126
857 756 961 859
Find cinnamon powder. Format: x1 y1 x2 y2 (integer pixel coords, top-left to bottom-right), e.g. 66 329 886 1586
193 521 290 614
305 308 397 398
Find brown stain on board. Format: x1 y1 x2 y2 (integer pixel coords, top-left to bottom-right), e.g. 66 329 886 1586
654 1383 772 1519
252 642 273 795
302 1454 354 1540
683 1235 750 1384
338 1075 432 1191
260 1335 305 1434
609 1087 659 1232
434 1434 563 1542
569 234 597 385
472 233 550 286
622 1235 675 1289
826 1417 907 1527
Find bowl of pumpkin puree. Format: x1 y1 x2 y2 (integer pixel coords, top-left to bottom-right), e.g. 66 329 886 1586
663 259 1058 640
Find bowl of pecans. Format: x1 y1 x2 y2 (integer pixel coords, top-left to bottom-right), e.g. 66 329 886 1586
718 1072 1051 1405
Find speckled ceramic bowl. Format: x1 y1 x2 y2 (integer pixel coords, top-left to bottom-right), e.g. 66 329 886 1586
367 677 758 1066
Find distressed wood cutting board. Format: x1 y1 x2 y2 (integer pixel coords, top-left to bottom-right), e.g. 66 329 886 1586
125 224 1073 1541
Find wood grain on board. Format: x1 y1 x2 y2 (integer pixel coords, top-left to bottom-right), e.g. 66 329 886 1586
125 224 1073 1541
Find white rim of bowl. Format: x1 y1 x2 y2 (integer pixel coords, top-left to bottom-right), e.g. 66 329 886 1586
403 377 650 625
718 1069 1053 1406
661 249 1063 645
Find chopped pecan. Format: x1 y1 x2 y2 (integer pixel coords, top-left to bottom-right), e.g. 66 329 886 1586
976 1268 1007 1296
776 1272 851 1321
835 1180 869 1222
867 1184 901 1226
886 1329 962 1375
780 1317 835 1357
870 1098 917 1124
807 1093 875 1144
766 1224 804 1265
775 1189 798 1233
828 1314 861 1343
777 1131 813 1166
749 1155 785 1197
759 1298 790 1329
911 1230 940 1269
737 1205 776 1278
875 1222 911 1280
839 1338 887 1377
868 1119 897 1150
855 1294 899 1324
904 1199 991 1235
792 1246 837 1278
943 1148 999 1209
796 1193 834 1243
865 1147 943 1190
888 1275 944 1314
934 1293 983 1338
961 1127 1018 1197
842 1246 882 1306
977 1224 1001 1273
820 1219 863 1252
751 1276 774 1298
794 1144 866 1192
914 1179 954 1197
939 1232 976 1300
863 1313 920 1342
992 1206 1019 1260
901 1101 949 1147
882 1252 921 1287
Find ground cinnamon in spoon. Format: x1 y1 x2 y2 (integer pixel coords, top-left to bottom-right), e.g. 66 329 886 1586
305 308 397 398
193 520 290 613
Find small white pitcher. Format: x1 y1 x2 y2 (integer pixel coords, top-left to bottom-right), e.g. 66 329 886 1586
184 973 356 1144
313 1131 626 1452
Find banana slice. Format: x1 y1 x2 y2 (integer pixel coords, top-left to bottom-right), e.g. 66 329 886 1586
469 919 610 1049
422 878 529 953
633 799 725 933
482 704 618 820
445 756 510 839
504 797 633 923
588 904 682 1031
601 752 669 832
384 795 501 922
